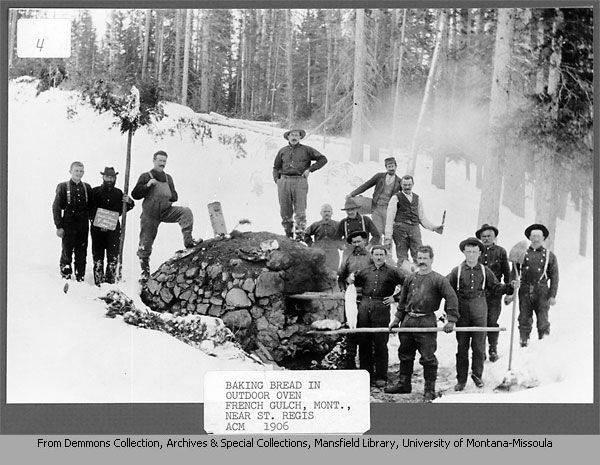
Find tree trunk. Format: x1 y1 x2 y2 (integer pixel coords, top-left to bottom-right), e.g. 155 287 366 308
391 8 407 152
579 186 589 256
174 9 182 99
408 9 447 175
431 13 449 190
142 9 151 80
240 10 247 115
156 10 164 83
8 10 17 68
501 144 526 217
324 16 333 128
350 9 366 163
181 9 191 106
200 11 210 112
477 8 515 226
263 9 274 115
285 9 294 124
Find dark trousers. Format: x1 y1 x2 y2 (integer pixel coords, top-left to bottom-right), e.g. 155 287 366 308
137 207 193 259
456 296 487 382
398 314 438 369
357 297 390 380
392 222 422 263
277 176 308 234
91 225 121 283
518 283 551 339
486 295 502 348
60 221 89 280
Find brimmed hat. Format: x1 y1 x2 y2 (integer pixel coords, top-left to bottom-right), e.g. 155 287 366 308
475 223 499 239
346 230 368 244
100 167 118 176
341 197 361 210
524 223 549 239
283 129 306 140
459 237 485 254
384 157 397 165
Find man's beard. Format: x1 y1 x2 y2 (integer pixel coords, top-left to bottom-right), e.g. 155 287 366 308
103 181 115 189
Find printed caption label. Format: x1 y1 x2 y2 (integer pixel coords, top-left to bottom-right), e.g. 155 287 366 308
204 370 370 434
17 19 71 58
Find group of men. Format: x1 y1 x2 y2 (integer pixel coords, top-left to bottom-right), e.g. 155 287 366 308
53 151 199 285
53 129 560 401
278 128 559 401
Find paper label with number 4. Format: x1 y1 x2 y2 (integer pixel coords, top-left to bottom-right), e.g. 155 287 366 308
17 18 71 58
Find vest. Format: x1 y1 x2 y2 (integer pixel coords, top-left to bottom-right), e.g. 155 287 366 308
376 178 396 207
394 192 420 225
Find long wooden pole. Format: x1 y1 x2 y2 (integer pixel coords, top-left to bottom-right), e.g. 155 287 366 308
117 128 133 281
309 326 506 335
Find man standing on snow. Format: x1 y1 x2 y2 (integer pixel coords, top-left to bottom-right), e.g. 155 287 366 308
304 204 343 273
132 150 199 282
90 167 134 285
337 230 373 369
347 156 402 237
384 175 443 265
475 223 510 362
52 161 94 282
273 129 328 239
386 245 458 401
349 245 405 388
447 238 514 391
506 224 559 347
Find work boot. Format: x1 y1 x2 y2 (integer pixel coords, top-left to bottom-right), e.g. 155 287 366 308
454 381 466 391
422 366 437 402
489 345 499 362
183 231 200 249
139 257 150 283
60 264 72 280
384 361 413 394
538 329 550 340
471 374 484 388
520 337 529 347
93 260 104 286
105 259 118 284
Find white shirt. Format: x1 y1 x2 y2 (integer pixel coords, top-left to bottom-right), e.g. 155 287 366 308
384 191 436 237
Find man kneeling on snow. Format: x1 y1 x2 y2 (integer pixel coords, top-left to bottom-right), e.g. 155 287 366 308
132 150 200 281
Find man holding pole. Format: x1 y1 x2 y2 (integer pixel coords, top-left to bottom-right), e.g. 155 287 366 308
90 167 134 285
447 238 514 391
475 223 510 362
131 150 198 281
385 245 458 401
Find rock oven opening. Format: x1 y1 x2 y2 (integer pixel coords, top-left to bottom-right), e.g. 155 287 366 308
140 231 345 368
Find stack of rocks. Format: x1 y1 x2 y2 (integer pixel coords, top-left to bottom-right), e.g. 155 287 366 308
140 231 344 365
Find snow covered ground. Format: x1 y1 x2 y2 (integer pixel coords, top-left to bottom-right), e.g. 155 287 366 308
6 79 594 403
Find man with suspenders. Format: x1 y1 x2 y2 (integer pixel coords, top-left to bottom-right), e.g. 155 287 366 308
132 150 199 282
52 161 94 281
446 237 514 391
337 197 381 263
506 224 559 347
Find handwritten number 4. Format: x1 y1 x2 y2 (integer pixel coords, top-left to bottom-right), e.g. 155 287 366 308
36 38 45 51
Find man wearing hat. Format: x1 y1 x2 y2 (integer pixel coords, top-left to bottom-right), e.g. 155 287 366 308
90 167 135 285
347 157 402 236
272 129 328 239
349 245 406 387
475 224 511 362
132 150 199 282
52 161 94 281
447 238 514 390
384 175 444 265
506 224 559 347
337 197 381 262
337 230 373 369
